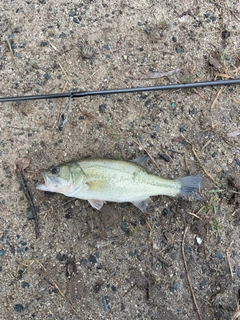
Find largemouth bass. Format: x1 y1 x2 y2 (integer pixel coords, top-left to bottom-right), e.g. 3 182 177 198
36 156 202 211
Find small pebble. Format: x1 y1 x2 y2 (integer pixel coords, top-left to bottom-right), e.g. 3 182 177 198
170 281 181 292
172 36 177 42
196 236 202 245
144 27 151 34
215 311 222 319
121 222 129 233
163 208 170 216
44 73 50 80
129 251 136 257
14 304 24 312
236 159 240 166
179 127 185 133
21 281 29 288
0 249 6 256
99 104 106 113
80 258 88 266
111 285 117 292
215 251 223 259
69 11 76 16
89 254 97 264
27 209 34 219
65 212 72 219
74 200 81 206
176 47 183 53
199 280 206 290
171 253 178 261
15 53 22 59
138 22 143 26
184 246 192 254
237 269 240 278
73 17 79 24
102 295 109 312
209 16 216 22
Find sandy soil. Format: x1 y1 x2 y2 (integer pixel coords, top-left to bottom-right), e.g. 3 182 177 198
0 1 240 319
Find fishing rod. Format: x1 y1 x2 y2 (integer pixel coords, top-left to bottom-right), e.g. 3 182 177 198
0 78 239 103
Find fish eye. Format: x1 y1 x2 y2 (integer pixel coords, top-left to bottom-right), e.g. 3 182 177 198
51 167 60 175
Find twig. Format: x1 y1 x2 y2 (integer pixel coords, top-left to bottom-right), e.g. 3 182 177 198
126 68 180 80
58 62 70 82
201 139 211 151
222 137 240 151
226 241 234 278
191 146 219 186
230 10 240 22
4 36 16 67
184 154 189 174
15 158 40 238
48 39 61 53
182 227 203 320
187 212 202 220
210 86 224 108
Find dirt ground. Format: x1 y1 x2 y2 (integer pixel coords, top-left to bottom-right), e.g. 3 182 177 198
0 1 240 319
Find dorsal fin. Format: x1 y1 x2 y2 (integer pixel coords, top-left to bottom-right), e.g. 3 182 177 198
130 155 149 167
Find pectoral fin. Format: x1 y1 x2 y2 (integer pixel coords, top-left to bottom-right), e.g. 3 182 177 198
131 197 152 212
88 199 105 210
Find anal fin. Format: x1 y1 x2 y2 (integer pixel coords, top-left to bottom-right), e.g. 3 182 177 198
88 199 105 210
131 197 152 212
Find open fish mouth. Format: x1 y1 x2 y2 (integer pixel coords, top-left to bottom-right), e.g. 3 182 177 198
36 171 53 191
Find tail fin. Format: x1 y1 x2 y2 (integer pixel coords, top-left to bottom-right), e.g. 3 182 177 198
176 175 202 200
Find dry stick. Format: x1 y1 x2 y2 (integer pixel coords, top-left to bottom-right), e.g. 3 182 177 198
222 137 240 151
5 36 16 67
231 309 240 320
191 146 219 186
16 169 40 238
182 227 203 320
226 241 234 278
210 86 224 108
187 212 202 220
126 68 181 80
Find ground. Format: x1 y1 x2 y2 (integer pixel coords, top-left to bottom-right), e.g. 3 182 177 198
0 1 240 319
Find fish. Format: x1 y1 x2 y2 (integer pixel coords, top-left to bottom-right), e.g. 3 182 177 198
36 156 202 211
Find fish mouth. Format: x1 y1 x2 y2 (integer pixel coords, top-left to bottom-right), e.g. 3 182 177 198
36 171 53 191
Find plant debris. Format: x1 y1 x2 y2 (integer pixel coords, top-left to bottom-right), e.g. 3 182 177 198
14 158 40 238
126 68 180 80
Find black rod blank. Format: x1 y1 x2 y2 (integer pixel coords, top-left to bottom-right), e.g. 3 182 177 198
0 78 239 103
